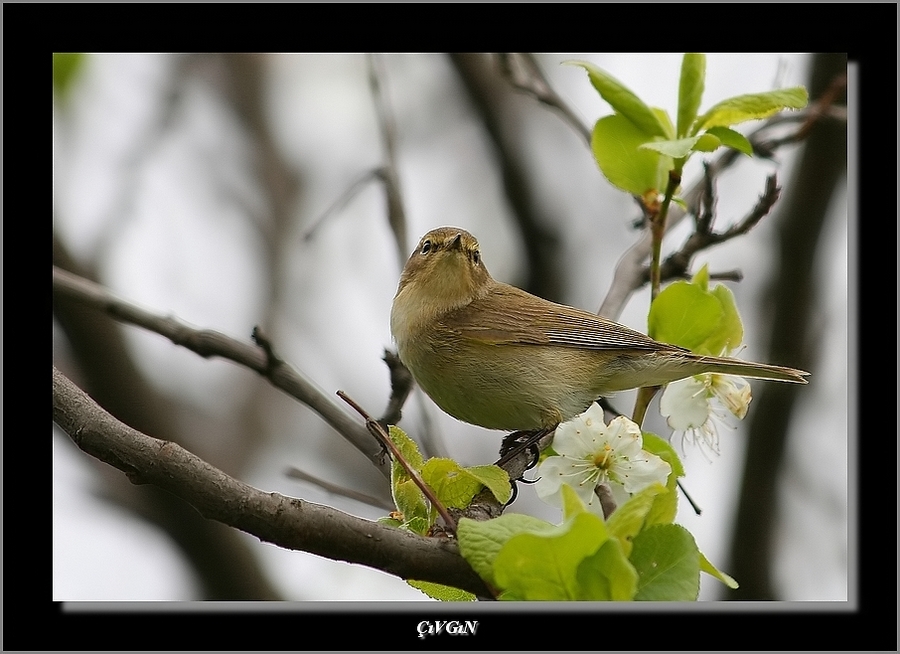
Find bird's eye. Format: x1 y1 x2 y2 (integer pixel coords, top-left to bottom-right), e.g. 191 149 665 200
420 240 432 255
472 249 480 265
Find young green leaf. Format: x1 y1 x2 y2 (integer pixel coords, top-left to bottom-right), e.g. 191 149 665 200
705 283 744 355
568 60 668 137
700 552 739 589
494 512 608 600
457 514 556 587
387 425 429 532
706 126 753 156
640 433 683 526
407 579 477 601
695 87 808 132
677 53 706 138
575 538 639 600
631 524 700 601
464 465 512 505
648 280 724 349
639 135 706 159
592 114 671 196
421 458 476 509
606 482 668 557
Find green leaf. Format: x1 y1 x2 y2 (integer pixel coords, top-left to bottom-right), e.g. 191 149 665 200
706 126 753 156
639 135 704 159
407 579 477 601
695 87 808 131
393 478 429 533
420 459 512 509
575 538 639 600
464 464 512 505
457 514 556 587
387 426 429 531
648 280 724 349
376 515 403 528
649 275 746 356
706 284 744 355
388 425 425 470
631 524 700 601
652 107 676 140
692 132 721 152
692 264 710 291
700 552 739 589
568 60 668 137
678 53 706 138
422 458 479 509
592 114 671 196
606 482 668 557
560 481 587 521
494 512 608 600
640 433 682 526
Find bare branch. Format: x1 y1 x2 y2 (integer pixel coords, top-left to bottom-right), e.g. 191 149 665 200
498 53 591 145
655 173 781 283
302 167 385 241
285 466 394 511
53 367 490 596
368 54 408 267
52 265 389 479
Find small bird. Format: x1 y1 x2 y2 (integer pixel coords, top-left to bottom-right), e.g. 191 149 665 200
390 227 808 432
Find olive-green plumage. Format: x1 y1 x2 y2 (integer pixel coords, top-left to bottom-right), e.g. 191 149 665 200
390 227 808 431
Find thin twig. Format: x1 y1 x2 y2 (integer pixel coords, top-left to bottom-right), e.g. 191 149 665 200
497 53 591 145
303 168 385 242
285 466 394 511
337 390 458 534
653 173 781 284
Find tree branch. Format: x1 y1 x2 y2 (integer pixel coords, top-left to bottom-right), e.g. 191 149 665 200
53 367 491 597
52 265 389 479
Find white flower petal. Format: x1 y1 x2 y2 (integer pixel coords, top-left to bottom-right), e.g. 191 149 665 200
612 451 671 494
660 376 710 430
604 416 644 458
535 456 597 507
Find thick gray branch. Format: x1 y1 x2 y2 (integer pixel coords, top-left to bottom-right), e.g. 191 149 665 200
53 367 491 596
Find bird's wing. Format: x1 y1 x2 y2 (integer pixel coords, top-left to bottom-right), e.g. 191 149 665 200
443 284 673 351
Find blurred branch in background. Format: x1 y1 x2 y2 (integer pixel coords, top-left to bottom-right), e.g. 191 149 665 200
498 52 592 146
368 53 408 266
449 53 564 303
53 238 282 600
53 265 389 479
728 53 848 599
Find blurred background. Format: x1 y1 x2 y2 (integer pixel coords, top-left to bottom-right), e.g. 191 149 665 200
52 53 849 601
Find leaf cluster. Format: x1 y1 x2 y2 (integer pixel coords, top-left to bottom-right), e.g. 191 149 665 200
571 54 807 198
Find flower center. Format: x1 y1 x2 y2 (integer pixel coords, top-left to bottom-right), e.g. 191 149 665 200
592 443 614 470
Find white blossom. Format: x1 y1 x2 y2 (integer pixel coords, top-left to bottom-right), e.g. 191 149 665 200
536 403 671 515
660 373 751 455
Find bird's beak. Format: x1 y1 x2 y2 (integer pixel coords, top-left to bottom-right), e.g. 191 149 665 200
449 233 462 251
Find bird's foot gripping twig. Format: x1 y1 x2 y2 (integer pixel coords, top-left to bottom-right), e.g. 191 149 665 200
495 427 555 505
